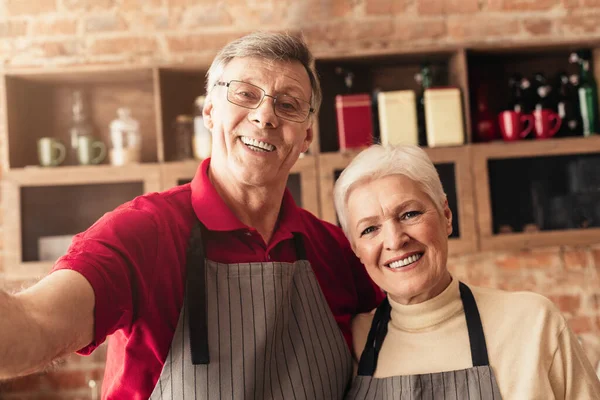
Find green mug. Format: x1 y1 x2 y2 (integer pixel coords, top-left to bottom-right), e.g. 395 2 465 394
77 135 107 165
37 137 66 167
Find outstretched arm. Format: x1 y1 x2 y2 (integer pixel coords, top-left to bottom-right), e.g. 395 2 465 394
0 269 94 379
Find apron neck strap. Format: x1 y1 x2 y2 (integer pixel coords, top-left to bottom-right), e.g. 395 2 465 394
459 282 490 367
186 222 307 365
356 281 490 376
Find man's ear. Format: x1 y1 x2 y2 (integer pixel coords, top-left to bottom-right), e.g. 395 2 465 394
301 126 314 153
203 96 214 131
443 199 453 236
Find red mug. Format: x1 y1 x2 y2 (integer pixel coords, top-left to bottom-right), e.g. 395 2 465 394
498 110 534 141
533 109 561 139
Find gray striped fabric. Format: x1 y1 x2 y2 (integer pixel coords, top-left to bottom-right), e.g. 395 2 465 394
149 259 352 400
345 366 502 400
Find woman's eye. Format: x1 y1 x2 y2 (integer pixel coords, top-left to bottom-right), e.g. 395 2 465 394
402 211 422 220
360 226 377 237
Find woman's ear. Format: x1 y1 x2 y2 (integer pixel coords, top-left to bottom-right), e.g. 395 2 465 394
443 200 453 236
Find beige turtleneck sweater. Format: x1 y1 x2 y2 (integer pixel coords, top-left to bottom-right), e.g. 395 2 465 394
352 278 600 399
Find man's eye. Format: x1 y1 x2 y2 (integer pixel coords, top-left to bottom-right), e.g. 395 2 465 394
278 100 299 111
360 226 377 237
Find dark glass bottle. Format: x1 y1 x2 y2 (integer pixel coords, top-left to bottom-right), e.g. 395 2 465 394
519 77 536 114
570 51 599 136
555 71 583 137
415 64 432 147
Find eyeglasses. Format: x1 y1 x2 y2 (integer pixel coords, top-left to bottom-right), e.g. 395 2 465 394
214 80 314 123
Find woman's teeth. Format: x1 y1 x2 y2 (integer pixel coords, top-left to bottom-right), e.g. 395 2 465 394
240 137 275 152
388 254 422 269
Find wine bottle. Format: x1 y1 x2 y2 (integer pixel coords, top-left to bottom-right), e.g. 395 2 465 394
570 51 599 136
555 71 582 137
415 64 432 147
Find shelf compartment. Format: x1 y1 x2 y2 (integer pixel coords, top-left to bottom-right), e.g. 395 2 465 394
160 155 320 218
4 67 159 169
156 67 207 162
315 49 471 153
467 45 597 143
2 165 162 278
473 136 600 251
317 146 477 255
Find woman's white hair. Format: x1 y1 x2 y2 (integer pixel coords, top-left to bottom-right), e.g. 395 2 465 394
333 144 447 238
205 31 322 114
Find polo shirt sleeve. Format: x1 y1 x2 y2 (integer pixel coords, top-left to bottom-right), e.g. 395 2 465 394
51 205 159 355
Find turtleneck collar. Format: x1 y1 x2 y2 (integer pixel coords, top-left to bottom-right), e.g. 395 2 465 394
388 277 463 332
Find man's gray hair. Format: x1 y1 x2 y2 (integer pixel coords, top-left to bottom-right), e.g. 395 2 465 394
333 144 447 238
206 31 322 114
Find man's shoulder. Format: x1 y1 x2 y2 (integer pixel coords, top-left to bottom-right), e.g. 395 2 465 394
296 208 350 248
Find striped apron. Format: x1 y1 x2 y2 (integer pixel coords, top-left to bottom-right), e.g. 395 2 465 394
149 222 352 399
345 282 502 399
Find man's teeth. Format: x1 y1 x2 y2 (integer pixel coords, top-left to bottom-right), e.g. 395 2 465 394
388 254 422 269
240 137 275 152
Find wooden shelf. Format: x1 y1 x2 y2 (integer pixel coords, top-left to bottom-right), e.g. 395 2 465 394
317 146 478 255
473 136 600 251
4 163 162 190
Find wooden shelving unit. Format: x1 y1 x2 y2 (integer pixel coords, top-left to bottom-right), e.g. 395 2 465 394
2 42 600 275
1 164 161 278
473 136 600 251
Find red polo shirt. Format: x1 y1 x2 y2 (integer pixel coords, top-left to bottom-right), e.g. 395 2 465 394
52 158 383 400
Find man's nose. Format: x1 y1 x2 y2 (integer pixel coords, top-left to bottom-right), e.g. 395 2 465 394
249 95 278 128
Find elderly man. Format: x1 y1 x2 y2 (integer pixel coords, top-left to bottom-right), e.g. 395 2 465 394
0 32 383 399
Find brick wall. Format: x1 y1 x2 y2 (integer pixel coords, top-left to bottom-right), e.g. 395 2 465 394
1 0 600 398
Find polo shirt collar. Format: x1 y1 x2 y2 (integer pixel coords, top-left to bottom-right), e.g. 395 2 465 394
191 158 305 235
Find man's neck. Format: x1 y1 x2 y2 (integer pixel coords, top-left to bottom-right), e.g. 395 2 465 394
209 169 285 244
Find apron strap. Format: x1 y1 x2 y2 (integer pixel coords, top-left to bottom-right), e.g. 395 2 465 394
186 222 210 365
356 281 490 376
292 232 307 260
356 297 391 376
186 223 307 365
459 282 490 367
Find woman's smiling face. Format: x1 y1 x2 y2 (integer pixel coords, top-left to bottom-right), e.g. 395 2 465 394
346 174 453 305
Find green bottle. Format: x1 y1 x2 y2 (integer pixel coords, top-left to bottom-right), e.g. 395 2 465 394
415 64 433 146
571 52 599 136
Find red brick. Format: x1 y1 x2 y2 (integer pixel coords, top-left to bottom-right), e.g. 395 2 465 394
84 13 128 33
560 13 600 34
393 18 447 41
568 315 597 334
330 0 357 18
548 294 581 314
166 32 245 53
493 254 522 270
562 248 591 269
519 249 561 269
523 18 554 35
5 0 57 15
61 0 115 10
582 0 600 6
365 0 411 15
0 20 28 38
418 0 444 15
31 18 78 36
447 16 520 39
504 0 561 10
182 5 234 28
447 0 480 13
562 0 580 6
119 0 162 10
89 36 158 55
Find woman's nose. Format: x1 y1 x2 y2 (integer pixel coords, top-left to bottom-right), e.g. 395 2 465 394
383 222 409 250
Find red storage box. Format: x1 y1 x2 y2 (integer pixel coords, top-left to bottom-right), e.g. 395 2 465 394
335 94 373 150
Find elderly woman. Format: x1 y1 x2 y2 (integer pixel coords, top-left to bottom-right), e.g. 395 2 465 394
334 144 600 399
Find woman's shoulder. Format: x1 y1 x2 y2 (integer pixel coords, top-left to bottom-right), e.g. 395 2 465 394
351 310 376 360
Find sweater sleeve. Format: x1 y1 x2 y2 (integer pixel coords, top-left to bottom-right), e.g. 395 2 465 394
547 323 600 398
